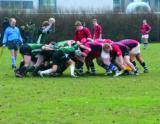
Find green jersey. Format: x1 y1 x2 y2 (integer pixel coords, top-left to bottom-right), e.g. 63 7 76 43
55 40 69 48
28 43 43 50
58 43 79 54
27 43 43 55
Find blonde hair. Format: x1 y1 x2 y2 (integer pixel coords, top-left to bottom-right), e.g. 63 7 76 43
75 21 82 26
92 19 97 22
42 21 49 26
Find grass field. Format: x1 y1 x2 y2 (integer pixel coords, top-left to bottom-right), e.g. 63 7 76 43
0 44 160 124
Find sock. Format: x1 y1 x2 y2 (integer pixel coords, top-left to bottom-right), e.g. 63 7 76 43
41 69 53 75
104 64 118 72
11 56 16 66
28 66 35 72
19 66 27 74
132 61 136 67
76 61 84 73
102 64 109 72
19 61 25 68
144 43 148 49
70 64 75 76
141 62 147 69
91 67 96 73
90 61 95 73
108 64 119 72
86 63 90 72
100 63 106 69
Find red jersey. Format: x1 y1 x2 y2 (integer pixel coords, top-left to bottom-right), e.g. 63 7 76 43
119 39 139 50
94 39 113 46
83 42 102 58
93 24 102 39
140 23 151 35
110 44 123 57
74 27 92 41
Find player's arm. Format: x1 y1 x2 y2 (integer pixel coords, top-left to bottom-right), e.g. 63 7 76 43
79 44 91 52
42 24 52 33
85 28 92 40
59 46 75 54
147 24 151 33
2 29 8 46
93 34 95 40
42 44 54 51
99 26 102 39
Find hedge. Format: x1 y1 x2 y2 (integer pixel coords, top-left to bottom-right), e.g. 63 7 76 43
0 12 159 43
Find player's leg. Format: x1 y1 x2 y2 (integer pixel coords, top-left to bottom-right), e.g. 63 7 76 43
89 61 96 75
12 41 20 69
38 51 63 77
115 56 125 70
85 58 96 75
136 53 148 73
11 49 16 69
16 44 33 77
67 59 78 77
75 60 84 75
144 38 148 49
141 35 145 49
85 61 91 74
124 55 137 73
15 55 32 78
99 52 122 77
129 44 141 70
30 55 44 72
143 35 149 49
38 64 58 77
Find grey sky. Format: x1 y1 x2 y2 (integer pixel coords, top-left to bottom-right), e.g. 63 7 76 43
57 0 113 10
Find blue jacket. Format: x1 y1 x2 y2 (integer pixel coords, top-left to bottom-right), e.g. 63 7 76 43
3 26 23 44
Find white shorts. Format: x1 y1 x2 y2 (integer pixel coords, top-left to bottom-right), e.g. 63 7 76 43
101 50 110 59
142 34 149 39
130 44 141 55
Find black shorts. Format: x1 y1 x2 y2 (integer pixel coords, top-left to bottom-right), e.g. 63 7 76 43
40 50 53 61
52 51 70 65
119 46 129 57
20 44 32 56
56 64 68 74
6 40 21 50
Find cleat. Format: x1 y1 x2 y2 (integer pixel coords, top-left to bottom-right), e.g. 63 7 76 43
71 75 79 78
75 69 84 75
144 69 148 73
15 72 24 78
38 71 44 77
52 73 62 77
113 70 123 77
12 65 16 70
85 71 91 74
104 70 112 76
28 66 35 72
91 71 96 75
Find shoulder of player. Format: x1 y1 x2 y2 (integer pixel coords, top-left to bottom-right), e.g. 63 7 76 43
15 27 20 30
83 27 90 30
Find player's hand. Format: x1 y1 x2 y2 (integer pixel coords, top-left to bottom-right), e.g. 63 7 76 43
42 46 46 50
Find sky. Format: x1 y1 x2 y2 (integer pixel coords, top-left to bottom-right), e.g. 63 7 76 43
57 0 113 11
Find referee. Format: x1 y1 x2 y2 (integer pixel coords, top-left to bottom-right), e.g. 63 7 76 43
2 18 23 69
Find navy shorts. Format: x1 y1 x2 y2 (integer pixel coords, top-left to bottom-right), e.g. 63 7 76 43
52 51 70 65
20 44 32 56
6 40 21 50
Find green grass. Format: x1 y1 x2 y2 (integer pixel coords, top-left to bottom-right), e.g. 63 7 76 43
0 44 160 124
